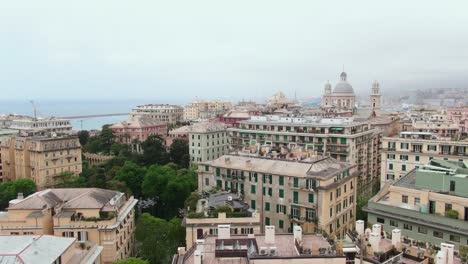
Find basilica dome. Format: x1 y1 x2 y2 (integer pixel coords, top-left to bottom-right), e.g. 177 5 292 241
333 72 355 94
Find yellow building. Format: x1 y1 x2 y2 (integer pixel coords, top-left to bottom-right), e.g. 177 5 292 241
0 188 138 264
198 155 358 240
0 134 82 189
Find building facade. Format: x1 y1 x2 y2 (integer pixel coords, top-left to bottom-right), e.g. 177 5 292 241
381 131 468 186
8 117 73 134
110 115 168 152
322 72 356 115
0 134 82 189
229 115 381 197
198 155 358 239
365 159 468 250
0 129 18 182
184 100 233 121
131 104 184 124
189 122 229 163
0 188 138 264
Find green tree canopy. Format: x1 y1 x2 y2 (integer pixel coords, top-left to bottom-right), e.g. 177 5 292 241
140 135 169 166
135 214 184 264
169 138 190 168
0 179 37 210
78 130 90 146
112 257 149 264
114 161 147 198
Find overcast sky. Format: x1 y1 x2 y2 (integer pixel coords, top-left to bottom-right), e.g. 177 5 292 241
1 0 467 103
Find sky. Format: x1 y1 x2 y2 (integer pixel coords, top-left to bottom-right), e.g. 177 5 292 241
0 0 467 103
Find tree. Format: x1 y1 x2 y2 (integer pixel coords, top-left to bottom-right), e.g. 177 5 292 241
0 179 37 210
184 192 201 212
114 161 147 198
135 214 184 264
113 258 149 264
78 130 90 146
169 138 190 168
54 172 86 188
140 135 169 166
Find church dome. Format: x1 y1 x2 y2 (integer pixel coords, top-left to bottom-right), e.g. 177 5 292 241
333 72 355 94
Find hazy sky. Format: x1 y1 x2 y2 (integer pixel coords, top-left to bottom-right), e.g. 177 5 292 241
1 0 467 103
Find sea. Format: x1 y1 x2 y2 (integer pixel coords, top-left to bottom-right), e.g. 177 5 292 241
0 99 170 131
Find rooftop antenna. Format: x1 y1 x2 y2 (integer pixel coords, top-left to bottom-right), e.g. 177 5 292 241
29 100 37 121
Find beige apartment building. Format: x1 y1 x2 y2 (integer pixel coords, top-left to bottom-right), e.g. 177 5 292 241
131 104 184 124
229 115 381 198
381 131 468 186
189 122 229 163
0 134 82 189
184 100 233 121
0 188 138 264
199 155 358 240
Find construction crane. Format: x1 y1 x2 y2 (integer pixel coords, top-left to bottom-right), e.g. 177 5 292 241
29 100 38 120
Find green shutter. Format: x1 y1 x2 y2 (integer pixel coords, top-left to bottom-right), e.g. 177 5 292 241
265 202 270 211
279 176 284 186
262 187 266 196
341 138 347 144
268 188 272 196
216 168 221 176
279 189 284 198
251 185 256 194
269 175 272 184
279 220 284 229
251 200 256 209
294 178 299 188
205 165 209 172
265 217 270 225
276 204 279 213
293 191 299 203
309 193 314 203
216 180 222 188
263 174 266 183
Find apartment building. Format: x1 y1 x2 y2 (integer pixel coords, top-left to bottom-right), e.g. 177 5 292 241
0 235 103 264
131 104 183 124
0 134 82 189
229 115 380 197
189 122 229 163
9 117 73 134
0 129 18 182
381 131 468 186
184 100 233 121
198 155 358 239
365 159 468 250
0 188 138 264
110 115 168 153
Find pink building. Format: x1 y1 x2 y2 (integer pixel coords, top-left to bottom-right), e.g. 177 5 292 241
110 116 167 152
216 109 261 127
446 105 468 134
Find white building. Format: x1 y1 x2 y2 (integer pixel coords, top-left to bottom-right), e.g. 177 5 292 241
131 104 184 124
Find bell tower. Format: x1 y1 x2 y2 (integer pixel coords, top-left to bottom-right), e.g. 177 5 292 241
370 80 381 117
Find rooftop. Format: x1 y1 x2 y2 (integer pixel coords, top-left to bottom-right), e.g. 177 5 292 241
240 115 366 127
202 154 354 180
110 115 166 129
188 122 227 133
7 188 124 211
0 235 75 264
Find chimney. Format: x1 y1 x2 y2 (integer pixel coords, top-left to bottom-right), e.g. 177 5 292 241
440 243 455 264
194 250 202 264
265 226 275 244
369 232 381 253
391 229 401 248
372 224 382 235
218 224 231 239
356 220 365 236
293 225 302 243
17 193 24 200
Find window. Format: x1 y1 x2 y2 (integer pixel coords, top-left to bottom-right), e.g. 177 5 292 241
279 220 284 229
377 218 385 224
77 231 88 242
265 202 270 211
62 231 74 237
450 181 456 192
330 192 333 201
389 163 393 170
402 195 408 203
205 178 209 186
402 164 407 171
251 185 256 194
279 189 284 198
450 235 460 243
401 143 409 149
427 145 437 151
268 188 272 196
387 154 395 160
279 176 284 186
386 174 395 180
390 220 398 227
293 178 299 188
216 180 222 188
306 208 316 222
415 156 420 162
418 227 427 234
414 198 420 205
400 155 408 161
216 168 221 176
276 204 286 214
330 208 333 217
445 203 452 212
293 191 299 204
433 231 444 238
309 193 314 203
251 200 256 209
403 224 412 230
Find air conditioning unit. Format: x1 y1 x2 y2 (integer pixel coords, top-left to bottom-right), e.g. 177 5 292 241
259 247 268 255
269 247 277 256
